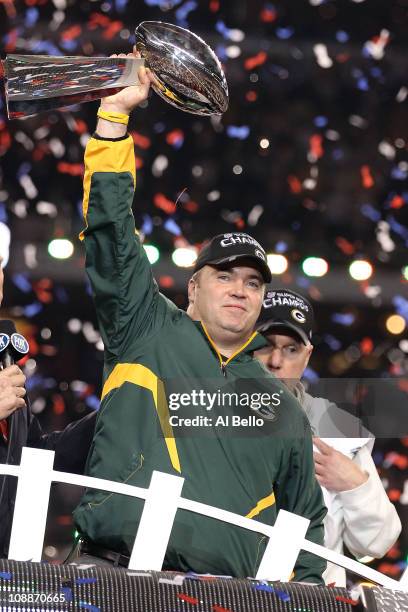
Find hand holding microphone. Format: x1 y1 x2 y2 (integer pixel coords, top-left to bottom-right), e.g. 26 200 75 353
0 320 29 420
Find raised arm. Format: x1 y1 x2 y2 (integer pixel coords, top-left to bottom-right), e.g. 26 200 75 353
81 53 165 359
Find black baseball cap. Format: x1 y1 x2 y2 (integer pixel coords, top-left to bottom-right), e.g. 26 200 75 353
257 288 314 345
193 233 272 283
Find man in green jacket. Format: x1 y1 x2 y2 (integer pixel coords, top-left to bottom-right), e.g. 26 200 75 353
72 51 326 582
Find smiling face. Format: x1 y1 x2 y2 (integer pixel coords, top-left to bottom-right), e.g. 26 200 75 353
255 331 313 383
188 264 264 348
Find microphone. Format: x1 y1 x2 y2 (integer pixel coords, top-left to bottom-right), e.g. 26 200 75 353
0 320 29 369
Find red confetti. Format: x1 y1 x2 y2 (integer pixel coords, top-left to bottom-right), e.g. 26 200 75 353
244 51 268 70
361 165 374 188
177 593 198 604
388 488 401 502
360 337 374 355
335 237 355 255
166 129 184 146
213 606 232 612
183 200 199 213
377 562 402 577
130 131 151 150
260 7 277 22
390 194 405 209
288 175 302 194
154 193 176 214
159 276 175 289
73 119 88 135
309 134 324 159
246 90 258 102
57 162 84 176
52 394 65 416
335 595 359 606
103 20 123 40
209 0 219 11
61 25 82 41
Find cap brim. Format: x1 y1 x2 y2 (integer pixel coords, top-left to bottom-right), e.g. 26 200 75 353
257 321 311 345
206 254 272 283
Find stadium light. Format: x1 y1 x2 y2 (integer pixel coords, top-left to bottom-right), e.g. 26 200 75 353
349 259 373 281
172 247 197 268
267 254 288 275
143 244 160 265
48 239 74 260
302 257 328 277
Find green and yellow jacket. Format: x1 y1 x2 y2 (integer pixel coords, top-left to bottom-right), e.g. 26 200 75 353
74 134 327 582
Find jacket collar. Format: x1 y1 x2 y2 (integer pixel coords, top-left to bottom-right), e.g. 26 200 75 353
192 320 268 360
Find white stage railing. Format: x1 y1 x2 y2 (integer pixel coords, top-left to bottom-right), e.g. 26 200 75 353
1 447 406 592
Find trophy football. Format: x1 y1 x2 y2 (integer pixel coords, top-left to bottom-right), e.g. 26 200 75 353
1 21 229 119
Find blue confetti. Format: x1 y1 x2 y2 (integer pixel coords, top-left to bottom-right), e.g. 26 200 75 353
23 302 43 317
164 218 182 236
332 148 344 161
141 214 153 235
393 295 408 322
115 0 128 11
31 40 62 56
303 366 319 383
61 39 79 52
314 116 328 128
215 20 232 40
331 312 355 326
276 27 294 40
361 203 381 222
76 578 98 585
0 204 7 223
323 334 342 350
86 395 101 411
391 166 408 180
226 125 250 139
336 30 349 43
12 274 32 293
175 0 198 27
357 77 369 91
0 572 12 580
274 589 291 602
61 587 73 602
17 162 32 179
144 0 182 6
215 44 228 62
275 240 288 253
254 583 274 593
25 7 39 27
387 215 408 239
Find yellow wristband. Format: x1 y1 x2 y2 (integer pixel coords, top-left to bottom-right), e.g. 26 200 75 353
97 108 129 125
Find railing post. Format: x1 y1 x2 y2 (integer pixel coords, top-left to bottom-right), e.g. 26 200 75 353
8 447 55 562
256 509 310 581
129 470 184 571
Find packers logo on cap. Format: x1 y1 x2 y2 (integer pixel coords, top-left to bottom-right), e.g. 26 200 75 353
291 309 306 324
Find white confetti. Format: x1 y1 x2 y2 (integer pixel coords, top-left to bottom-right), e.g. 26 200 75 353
19 174 38 199
36 201 58 217
378 140 395 160
24 244 37 269
313 44 333 69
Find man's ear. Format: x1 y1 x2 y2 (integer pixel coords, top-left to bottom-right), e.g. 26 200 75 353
304 344 313 368
188 277 196 305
